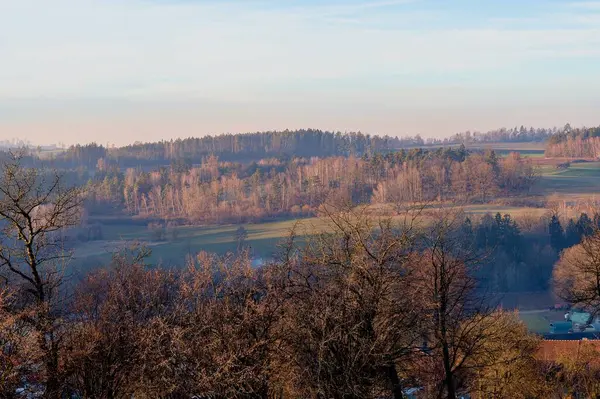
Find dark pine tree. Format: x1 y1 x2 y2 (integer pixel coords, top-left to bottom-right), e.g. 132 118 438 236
548 215 565 251
576 212 594 238
565 219 580 248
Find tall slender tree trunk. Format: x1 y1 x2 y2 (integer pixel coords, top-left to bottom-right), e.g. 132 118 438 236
387 364 404 399
442 342 456 399
44 352 61 399
39 318 61 399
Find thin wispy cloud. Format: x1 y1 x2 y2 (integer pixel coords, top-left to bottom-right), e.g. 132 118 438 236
315 0 419 15
568 1 600 9
0 0 599 145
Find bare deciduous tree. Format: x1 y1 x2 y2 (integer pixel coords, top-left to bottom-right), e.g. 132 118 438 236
63 246 176 398
65 247 289 398
0 287 42 396
466 311 548 399
281 203 426 398
409 211 508 399
0 153 82 397
553 230 600 313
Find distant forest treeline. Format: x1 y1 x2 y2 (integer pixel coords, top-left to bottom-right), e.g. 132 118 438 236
56 130 398 168
45 125 571 169
84 147 536 225
544 124 600 158
4 151 600 398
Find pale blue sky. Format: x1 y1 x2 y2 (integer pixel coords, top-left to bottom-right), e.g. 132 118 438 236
1 0 599 145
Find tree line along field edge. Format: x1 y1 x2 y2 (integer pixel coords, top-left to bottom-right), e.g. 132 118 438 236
71 203 550 269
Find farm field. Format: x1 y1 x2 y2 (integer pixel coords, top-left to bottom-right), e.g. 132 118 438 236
519 310 567 334
467 141 546 151
535 161 600 197
72 203 550 270
63 143 600 336
71 146 600 277
71 218 328 270
496 292 563 333
466 141 546 158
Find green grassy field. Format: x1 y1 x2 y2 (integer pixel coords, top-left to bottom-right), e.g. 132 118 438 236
536 161 600 196
495 149 545 158
70 146 599 273
519 310 569 334
72 218 329 269
72 203 550 270
467 142 546 151
520 313 552 334
466 141 546 158
67 145 600 335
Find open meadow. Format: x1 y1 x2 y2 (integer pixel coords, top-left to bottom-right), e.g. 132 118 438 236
466 141 547 158
536 161 600 197
71 144 600 332
519 310 567 334
72 203 550 270
71 155 600 272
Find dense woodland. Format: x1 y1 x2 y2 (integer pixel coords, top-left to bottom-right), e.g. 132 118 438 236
54 130 398 168
39 124 596 173
545 124 600 158
48 125 573 169
442 125 556 144
1 154 600 398
466 211 600 292
3 124 600 397
2 127 594 299
83 148 536 225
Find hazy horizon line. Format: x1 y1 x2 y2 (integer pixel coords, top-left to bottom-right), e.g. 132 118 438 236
2 122 590 149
